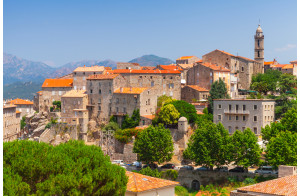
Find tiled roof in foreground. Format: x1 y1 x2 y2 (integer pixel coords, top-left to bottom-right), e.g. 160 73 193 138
237 175 297 196
42 79 73 88
126 171 179 193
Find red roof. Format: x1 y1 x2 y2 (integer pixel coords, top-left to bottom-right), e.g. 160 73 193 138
215 49 235 57
237 175 297 196
236 56 256 62
271 64 286 68
87 74 120 80
106 69 181 74
141 66 156 70
159 65 183 71
141 114 156 120
186 85 209 92
8 98 33 105
42 79 73 88
176 56 195 60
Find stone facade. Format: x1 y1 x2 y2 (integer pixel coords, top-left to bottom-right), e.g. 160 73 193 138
86 74 127 124
186 62 231 95
254 25 264 69
73 65 105 90
213 99 275 135
61 90 88 124
117 62 141 70
3 105 21 141
181 85 209 103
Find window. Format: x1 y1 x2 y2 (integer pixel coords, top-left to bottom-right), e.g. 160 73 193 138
148 99 150 105
74 86 77 90
83 72 85 75
109 90 111 94
257 39 260 47
236 116 239 121
90 82 92 86
90 90 93 94
98 106 101 111
98 99 101 103
83 77 86 80
241 67 244 72
116 107 119 112
99 82 101 87
218 104 222 109
170 91 173 96
52 91 55 95
75 112 77 117
134 97 137 103
150 76 153 79
268 105 270 110
163 91 166 95
169 83 174 88
236 104 239 111
228 115 232 121
228 126 232 134
123 98 126 104
99 89 101 94
63 109 65 113
243 115 246 121
151 81 154 87
253 127 258 134
229 104 231 111
243 105 246 111
116 98 119 104
254 116 257 122
210 79 213 84
210 72 212 76
254 105 257 110
265 116 267 121
258 51 260 57
170 76 173 79
59 91 62 95
163 76 166 79
139 76 142 79
218 115 221 120
83 86 86 90
123 107 126 113
235 126 239 130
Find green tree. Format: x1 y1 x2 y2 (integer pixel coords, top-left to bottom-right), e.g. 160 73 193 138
20 116 26 129
4 140 128 195
168 100 198 123
231 129 261 170
274 94 297 119
184 123 232 170
196 108 213 126
121 109 140 129
138 167 161 178
158 104 180 125
265 131 297 168
278 73 297 94
157 95 175 108
250 70 282 94
133 125 174 164
208 79 229 113
103 122 120 131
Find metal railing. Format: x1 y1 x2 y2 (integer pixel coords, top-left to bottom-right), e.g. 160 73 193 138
224 109 250 115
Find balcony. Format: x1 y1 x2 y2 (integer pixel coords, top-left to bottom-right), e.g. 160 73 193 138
224 109 249 115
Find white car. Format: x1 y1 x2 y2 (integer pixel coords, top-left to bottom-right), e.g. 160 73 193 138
255 166 278 174
131 161 142 168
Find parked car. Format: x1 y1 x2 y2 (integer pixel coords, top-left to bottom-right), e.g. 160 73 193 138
255 166 278 174
229 167 245 173
196 166 209 171
180 165 194 170
161 163 175 169
214 166 228 172
143 163 158 169
112 160 126 168
131 161 142 168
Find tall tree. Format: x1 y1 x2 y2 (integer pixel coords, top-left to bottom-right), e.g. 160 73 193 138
208 79 229 113
167 100 198 123
250 69 282 94
158 104 180 125
184 123 232 170
278 73 297 94
4 140 128 195
265 131 297 168
121 109 140 129
133 125 174 164
157 95 176 108
231 129 261 170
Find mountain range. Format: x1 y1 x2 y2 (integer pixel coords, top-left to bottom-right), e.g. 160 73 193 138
3 53 175 99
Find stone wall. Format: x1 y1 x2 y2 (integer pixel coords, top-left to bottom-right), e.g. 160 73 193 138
3 105 21 141
40 87 72 112
177 170 277 189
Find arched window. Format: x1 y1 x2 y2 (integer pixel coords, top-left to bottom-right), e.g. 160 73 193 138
191 180 200 190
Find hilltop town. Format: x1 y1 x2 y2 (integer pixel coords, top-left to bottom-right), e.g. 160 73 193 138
3 25 297 195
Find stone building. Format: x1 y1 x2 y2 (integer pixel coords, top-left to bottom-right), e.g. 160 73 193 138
111 87 157 125
61 90 88 124
3 104 21 141
281 64 295 75
40 78 73 112
6 98 34 118
105 69 182 100
213 99 275 135
264 59 278 73
176 56 201 64
73 65 105 90
86 74 127 124
177 63 195 85
186 62 232 95
33 91 42 112
181 85 209 103
156 64 186 84
202 49 263 90
117 62 141 70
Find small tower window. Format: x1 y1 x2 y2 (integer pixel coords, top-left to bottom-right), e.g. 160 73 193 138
257 40 260 47
258 51 260 57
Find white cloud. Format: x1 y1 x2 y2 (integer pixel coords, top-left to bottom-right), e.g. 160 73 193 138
274 44 296 52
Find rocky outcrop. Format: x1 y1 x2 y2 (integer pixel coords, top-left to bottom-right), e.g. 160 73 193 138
24 112 49 138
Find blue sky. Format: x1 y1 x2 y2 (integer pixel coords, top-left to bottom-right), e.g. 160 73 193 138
4 0 297 67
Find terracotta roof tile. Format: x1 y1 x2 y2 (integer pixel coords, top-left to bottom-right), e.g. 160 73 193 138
42 79 73 88
62 90 87 98
282 64 294 69
271 64 286 68
141 66 156 70
237 175 297 196
8 98 33 105
186 85 209 92
87 74 120 80
176 56 195 60
141 114 156 120
178 63 194 69
3 104 17 109
106 69 181 74
290 60 297 64
16 110 21 114
73 65 105 72
215 49 235 57
264 61 274 65
199 62 230 72
114 87 148 94
195 59 203 63
104 67 112 70
126 171 179 193
159 65 183 71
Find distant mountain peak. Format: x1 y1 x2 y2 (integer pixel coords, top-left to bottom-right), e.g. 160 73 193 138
129 54 174 67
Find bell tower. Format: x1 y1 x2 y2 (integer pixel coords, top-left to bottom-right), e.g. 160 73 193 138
254 25 264 71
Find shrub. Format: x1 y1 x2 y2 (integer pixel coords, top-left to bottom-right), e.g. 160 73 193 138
138 167 161 178
114 128 142 143
45 123 51 129
243 178 255 185
161 170 178 181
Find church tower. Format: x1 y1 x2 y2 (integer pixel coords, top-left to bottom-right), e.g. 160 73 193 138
254 25 264 71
